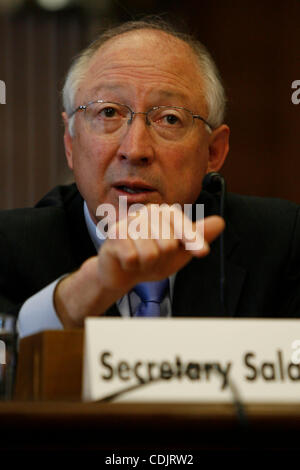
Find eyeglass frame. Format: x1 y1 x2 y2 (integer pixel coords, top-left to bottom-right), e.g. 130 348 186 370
68 100 214 133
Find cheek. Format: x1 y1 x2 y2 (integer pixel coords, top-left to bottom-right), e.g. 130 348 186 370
72 133 113 176
162 142 208 203
165 141 208 177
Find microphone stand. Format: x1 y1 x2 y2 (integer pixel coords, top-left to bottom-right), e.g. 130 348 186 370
202 172 227 316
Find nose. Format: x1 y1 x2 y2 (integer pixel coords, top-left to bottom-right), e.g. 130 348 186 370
116 113 155 165
129 111 151 126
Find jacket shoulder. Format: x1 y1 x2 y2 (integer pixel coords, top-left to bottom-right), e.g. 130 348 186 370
0 184 83 266
0 184 83 307
0 183 80 227
226 192 300 232
34 183 79 208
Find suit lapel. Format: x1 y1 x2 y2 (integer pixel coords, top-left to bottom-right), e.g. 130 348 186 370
172 253 222 317
224 258 247 316
223 217 247 316
105 304 121 317
173 192 247 317
65 188 97 267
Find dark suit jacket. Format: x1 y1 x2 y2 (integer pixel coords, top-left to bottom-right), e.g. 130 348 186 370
1 183 300 318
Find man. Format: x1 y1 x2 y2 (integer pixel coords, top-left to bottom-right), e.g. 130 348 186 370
1 19 300 338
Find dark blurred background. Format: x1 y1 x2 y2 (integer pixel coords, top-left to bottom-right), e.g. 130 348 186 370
0 0 299 209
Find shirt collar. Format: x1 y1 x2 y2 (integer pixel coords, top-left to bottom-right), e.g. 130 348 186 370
83 201 104 252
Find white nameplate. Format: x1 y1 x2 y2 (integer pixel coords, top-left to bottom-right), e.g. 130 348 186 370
82 318 300 403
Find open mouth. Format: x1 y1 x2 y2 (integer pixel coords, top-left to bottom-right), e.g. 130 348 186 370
113 180 156 195
116 185 154 194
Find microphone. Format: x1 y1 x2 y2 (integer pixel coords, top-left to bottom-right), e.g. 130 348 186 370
202 172 226 316
202 172 226 220
96 364 249 431
202 171 225 196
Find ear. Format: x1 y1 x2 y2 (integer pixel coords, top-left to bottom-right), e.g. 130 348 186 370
207 124 230 173
62 111 74 170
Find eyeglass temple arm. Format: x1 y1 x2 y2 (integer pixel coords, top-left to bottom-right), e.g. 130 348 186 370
193 115 213 131
68 105 87 118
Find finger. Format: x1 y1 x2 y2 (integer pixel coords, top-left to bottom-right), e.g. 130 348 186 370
104 238 140 272
133 238 160 271
154 236 180 254
146 204 208 256
186 216 225 257
168 206 208 254
203 216 225 244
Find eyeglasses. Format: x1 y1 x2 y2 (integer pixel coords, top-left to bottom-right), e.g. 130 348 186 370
68 100 213 141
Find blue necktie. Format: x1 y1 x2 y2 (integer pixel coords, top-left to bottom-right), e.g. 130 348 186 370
133 279 169 317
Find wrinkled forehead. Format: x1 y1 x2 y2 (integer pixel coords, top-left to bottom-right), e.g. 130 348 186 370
76 29 206 109
95 29 197 65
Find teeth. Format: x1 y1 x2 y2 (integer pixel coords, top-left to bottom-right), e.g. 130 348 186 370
120 186 150 194
124 186 139 194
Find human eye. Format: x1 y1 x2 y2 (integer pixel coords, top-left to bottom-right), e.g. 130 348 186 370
152 107 184 127
86 102 128 134
95 103 122 119
100 106 117 118
88 102 126 122
163 113 180 125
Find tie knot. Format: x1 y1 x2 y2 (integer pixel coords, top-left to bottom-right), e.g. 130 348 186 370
133 279 169 304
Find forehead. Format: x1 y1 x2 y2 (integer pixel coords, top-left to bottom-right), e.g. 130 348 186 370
77 30 206 110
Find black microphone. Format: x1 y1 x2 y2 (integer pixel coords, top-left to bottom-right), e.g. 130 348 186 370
202 172 226 316
202 171 225 196
96 365 249 431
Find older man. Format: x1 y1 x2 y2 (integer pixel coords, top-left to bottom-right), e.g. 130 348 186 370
1 19 300 337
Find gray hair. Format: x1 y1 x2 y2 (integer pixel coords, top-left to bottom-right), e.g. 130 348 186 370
62 18 227 136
